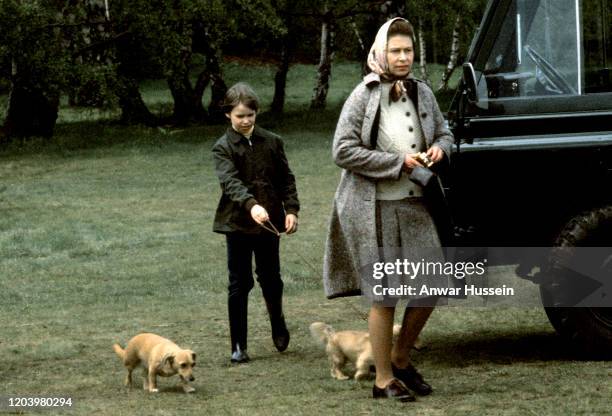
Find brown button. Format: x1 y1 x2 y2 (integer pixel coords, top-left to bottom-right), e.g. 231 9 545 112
409 191 414 196
421 113 427 118
409 126 414 132
402 97 407 102
411 144 416 148
405 111 411 117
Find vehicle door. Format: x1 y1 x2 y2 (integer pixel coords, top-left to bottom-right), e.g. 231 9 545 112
447 0 612 245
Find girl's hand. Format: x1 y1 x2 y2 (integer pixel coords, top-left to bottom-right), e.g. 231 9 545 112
285 214 298 234
426 145 444 163
250 204 269 224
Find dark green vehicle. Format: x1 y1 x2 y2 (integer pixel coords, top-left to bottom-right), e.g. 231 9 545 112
445 0 612 356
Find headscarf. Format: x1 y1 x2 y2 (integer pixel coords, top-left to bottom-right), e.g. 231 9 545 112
367 17 414 103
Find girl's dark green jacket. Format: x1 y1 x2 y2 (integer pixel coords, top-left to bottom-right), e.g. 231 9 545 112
212 126 300 234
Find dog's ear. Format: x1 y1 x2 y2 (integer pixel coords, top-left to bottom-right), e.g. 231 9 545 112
157 353 175 371
190 350 196 362
163 353 175 367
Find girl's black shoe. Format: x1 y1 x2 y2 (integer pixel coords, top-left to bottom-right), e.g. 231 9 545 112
230 345 250 363
271 314 290 352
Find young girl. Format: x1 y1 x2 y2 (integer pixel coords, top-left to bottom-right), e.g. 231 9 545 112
212 82 300 363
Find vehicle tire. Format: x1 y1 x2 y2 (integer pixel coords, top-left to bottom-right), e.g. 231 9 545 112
540 206 612 358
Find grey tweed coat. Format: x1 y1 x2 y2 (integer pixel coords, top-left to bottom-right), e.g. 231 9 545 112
323 73 453 299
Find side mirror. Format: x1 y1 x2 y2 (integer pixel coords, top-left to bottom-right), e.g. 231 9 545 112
462 62 479 103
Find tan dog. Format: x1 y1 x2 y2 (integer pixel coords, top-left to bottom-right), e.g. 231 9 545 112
310 322 402 381
113 333 196 393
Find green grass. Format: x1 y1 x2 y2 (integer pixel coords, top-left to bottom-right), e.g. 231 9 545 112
0 61 610 415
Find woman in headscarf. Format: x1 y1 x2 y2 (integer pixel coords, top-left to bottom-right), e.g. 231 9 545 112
323 18 453 402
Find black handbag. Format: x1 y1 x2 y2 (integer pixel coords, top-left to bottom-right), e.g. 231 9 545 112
409 165 435 188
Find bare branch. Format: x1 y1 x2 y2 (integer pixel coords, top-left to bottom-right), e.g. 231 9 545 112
72 30 129 57
44 20 110 29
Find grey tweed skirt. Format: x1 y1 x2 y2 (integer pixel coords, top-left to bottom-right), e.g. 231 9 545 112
361 197 447 304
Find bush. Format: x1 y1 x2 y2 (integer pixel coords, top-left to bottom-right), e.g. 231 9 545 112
68 63 118 108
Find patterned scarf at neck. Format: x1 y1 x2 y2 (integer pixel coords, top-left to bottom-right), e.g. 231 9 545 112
388 79 415 103
366 17 414 104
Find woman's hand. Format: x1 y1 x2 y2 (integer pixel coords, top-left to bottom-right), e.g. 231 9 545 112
426 145 444 163
285 214 298 234
250 204 269 224
404 153 424 172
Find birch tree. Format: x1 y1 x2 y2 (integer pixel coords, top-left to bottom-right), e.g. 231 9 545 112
271 29 292 114
436 15 461 92
270 1 293 114
310 2 336 109
417 16 429 82
310 0 381 109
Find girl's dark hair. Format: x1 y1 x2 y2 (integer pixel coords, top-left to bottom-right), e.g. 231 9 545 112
387 19 415 43
222 82 260 113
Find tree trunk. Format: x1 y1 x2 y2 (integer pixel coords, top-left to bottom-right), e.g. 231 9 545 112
190 71 207 121
167 73 195 125
115 68 157 126
436 15 461 92
3 79 59 139
2 59 58 138
431 15 438 64
206 53 227 123
167 49 206 125
193 69 210 117
271 34 291 114
104 0 110 20
310 11 335 110
111 15 156 126
350 18 365 53
417 17 429 83
192 24 226 122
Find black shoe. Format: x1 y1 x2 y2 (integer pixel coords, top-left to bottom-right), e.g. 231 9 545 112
372 379 416 402
392 364 432 396
265 297 290 352
230 345 250 364
271 315 290 352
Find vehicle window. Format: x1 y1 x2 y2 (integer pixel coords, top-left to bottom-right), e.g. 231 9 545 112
582 0 612 93
480 0 581 99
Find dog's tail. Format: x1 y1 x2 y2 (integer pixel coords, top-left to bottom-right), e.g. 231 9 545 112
309 322 335 347
113 343 126 361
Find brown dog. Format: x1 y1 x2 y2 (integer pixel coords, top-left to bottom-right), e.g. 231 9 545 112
310 322 402 380
113 333 196 393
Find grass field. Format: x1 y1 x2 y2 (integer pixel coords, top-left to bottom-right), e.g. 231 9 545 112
1 61 610 415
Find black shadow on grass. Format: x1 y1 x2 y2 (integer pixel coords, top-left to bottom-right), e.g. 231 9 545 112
419 331 580 367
